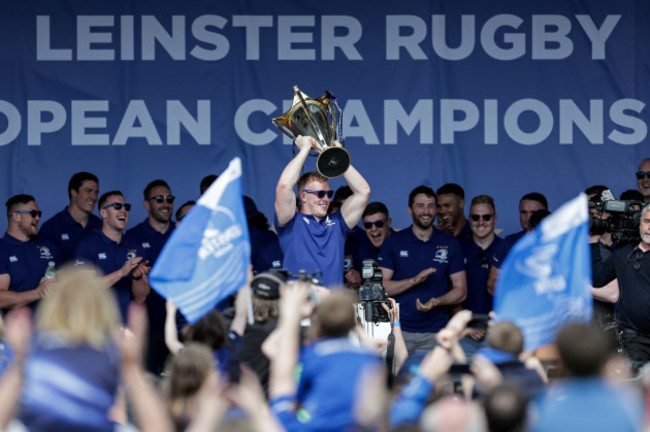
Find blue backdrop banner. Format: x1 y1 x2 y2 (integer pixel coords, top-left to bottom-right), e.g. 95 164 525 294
0 1 649 235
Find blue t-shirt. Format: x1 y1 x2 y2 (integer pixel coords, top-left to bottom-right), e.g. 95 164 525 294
378 226 465 333
0 234 61 309
460 236 502 314
125 219 174 332
19 333 120 432
276 211 351 288
75 230 141 321
295 338 381 432
491 230 525 269
39 208 102 264
249 226 284 274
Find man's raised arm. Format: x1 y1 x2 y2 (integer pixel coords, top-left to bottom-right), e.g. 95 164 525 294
275 136 313 226
340 155 371 229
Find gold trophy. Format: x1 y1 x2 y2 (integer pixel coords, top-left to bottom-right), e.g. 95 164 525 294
273 86 350 178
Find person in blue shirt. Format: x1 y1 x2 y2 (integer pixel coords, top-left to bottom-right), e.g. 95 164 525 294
459 195 503 359
345 201 394 286
378 185 466 354
75 191 150 321
436 183 472 242
39 172 102 264
0 194 61 311
274 135 370 288
488 192 548 295
125 179 175 375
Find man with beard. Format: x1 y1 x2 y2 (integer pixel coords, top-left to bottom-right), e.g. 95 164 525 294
125 180 175 374
275 135 370 288
75 191 150 322
378 185 466 353
0 194 61 310
595 203 650 372
39 172 102 263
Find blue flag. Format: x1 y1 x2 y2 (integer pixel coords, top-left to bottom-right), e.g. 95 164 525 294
149 158 250 324
493 193 592 351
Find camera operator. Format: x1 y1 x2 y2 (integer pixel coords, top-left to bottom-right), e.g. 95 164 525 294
594 202 650 372
586 187 617 338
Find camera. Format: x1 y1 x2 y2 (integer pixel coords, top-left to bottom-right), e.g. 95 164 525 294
358 259 391 323
589 190 642 244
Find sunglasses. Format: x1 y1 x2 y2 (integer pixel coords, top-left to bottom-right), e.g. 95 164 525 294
102 202 132 211
14 209 42 218
636 171 650 180
147 195 175 204
628 248 644 271
470 214 493 222
303 189 334 199
364 219 387 229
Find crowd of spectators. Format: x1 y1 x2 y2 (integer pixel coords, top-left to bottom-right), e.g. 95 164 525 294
0 156 649 430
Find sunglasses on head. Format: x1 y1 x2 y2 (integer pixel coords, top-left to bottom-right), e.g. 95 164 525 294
303 189 334 199
470 214 493 222
147 195 175 204
14 209 42 218
102 203 132 211
636 171 650 180
364 219 386 229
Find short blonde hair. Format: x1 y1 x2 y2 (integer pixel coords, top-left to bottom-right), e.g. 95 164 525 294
36 264 121 349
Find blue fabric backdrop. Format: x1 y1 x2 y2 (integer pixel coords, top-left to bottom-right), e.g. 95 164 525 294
0 0 648 234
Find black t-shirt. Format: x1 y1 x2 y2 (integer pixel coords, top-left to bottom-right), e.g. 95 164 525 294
596 243 650 333
590 242 615 320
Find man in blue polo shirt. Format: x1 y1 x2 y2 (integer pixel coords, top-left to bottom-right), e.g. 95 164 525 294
378 185 466 354
75 191 150 321
274 135 370 288
459 195 503 359
0 195 61 311
125 179 175 374
39 172 102 264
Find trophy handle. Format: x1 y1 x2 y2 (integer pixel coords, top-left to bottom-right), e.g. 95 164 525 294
272 117 297 141
295 87 328 149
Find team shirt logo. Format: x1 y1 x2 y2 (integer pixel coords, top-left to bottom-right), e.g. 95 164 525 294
38 246 53 260
61 233 70 241
433 249 449 264
9 256 17 263
98 253 107 260
400 250 409 258
142 242 151 248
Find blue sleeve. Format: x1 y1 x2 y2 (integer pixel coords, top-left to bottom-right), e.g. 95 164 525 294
390 375 434 428
448 238 466 275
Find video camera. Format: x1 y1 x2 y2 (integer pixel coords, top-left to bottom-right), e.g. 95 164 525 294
589 189 642 244
358 259 391 323
264 268 323 304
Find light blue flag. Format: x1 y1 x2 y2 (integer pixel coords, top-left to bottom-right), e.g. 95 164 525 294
493 193 592 351
149 158 250 324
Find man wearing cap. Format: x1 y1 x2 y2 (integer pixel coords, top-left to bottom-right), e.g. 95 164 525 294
0 194 61 310
275 135 370 288
125 179 175 374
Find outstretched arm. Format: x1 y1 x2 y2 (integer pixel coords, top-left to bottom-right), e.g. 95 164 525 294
275 136 314 226
339 151 371 228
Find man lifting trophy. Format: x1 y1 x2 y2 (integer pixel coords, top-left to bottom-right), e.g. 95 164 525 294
273 86 371 288
273 86 350 178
